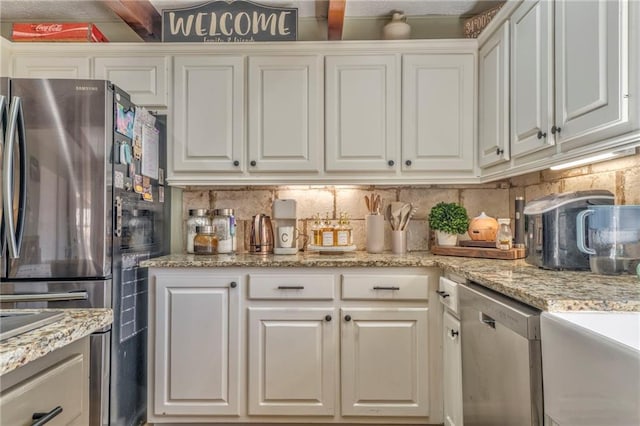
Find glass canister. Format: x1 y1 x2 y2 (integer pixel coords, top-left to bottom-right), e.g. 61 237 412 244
186 209 211 254
211 208 236 254
496 218 513 250
193 225 218 254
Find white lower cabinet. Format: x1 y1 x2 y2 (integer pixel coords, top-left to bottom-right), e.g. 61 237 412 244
149 267 441 424
442 311 463 426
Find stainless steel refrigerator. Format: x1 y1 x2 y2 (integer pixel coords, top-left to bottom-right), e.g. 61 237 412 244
0 78 170 426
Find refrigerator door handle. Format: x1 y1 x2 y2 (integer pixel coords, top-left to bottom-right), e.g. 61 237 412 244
0 94 6 256
3 96 26 259
0 291 89 303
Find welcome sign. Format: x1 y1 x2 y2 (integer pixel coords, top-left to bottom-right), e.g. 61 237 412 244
162 0 297 42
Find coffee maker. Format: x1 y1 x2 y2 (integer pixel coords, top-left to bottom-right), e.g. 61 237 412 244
272 199 298 255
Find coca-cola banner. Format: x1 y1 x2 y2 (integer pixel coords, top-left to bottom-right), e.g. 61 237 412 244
12 23 108 42
162 0 297 42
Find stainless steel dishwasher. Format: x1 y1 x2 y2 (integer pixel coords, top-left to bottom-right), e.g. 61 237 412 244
459 281 543 426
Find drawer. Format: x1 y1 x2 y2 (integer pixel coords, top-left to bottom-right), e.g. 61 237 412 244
438 276 460 315
341 274 429 300
1 354 85 425
248 274 335 300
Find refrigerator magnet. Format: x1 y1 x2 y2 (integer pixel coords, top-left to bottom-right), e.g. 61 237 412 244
116 103 134 138
142 176 153 202
159 186 165 203
114 170 124 189
133 174 143 194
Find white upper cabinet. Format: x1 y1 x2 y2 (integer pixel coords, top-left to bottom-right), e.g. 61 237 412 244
554 0 632 151
478 22 510 168
402 54 475 172
94 56 168 107
172 55 245 174
510 0 555 158
12 56 90 78
325 55 398 172
248 55 322 173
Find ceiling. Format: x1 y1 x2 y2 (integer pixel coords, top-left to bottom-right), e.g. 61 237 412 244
0 0 504 41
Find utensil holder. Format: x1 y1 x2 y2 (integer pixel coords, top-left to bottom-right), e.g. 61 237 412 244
391 230 407 254
366 214 384 253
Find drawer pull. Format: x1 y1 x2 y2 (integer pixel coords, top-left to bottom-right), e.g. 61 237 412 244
450 329 459 338
373 286 400 291
436 290 450 298
230 281 237 288
277 285 304 290
32 406 63 426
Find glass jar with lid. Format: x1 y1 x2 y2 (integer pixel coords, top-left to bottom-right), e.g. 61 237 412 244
193 225 218 254
495 218 513 251
211 208 236 254
186 209 211 254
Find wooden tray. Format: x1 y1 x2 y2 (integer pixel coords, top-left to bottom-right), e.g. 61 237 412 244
431 244 526 260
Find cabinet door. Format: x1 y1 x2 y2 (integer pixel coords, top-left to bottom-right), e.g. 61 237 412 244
13 56 90 78
325 55 398 172
154 274 240 416
479 22 510 168
248 307 336 416
443 311 462 426
94 56 168 107
510 0 554 157
248 56 322 172
172 56 244 173
555 0 631 151
402 54 475 172
341 307 429 417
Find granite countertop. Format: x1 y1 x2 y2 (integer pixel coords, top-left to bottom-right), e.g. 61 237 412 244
142 252 640 312
0 309 113 376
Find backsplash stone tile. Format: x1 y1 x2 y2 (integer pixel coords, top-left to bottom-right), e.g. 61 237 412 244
178 152 639 253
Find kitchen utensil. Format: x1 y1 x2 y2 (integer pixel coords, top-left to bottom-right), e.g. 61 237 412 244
576 205 640 275
365 195 371 213
249 214 274 254
398 203 413 231
390 201 405 231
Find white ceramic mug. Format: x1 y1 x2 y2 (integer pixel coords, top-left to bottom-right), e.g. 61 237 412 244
277 226 295 248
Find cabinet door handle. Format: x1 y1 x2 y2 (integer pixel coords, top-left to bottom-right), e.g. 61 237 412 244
277 285 304 290
496 148 504 155
233 160 240 166
405 159 412 166
32 406 63 426
551 125 561 135
387 160 395 166
344 314 351 321
436 290 450 298
325 315 332 322
450 329 459 338
373 286 400 290
230 281 237 288
250 160 257 167
537 131 547 139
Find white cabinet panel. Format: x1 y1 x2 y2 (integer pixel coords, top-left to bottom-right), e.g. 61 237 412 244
325 55 398 172
13 56 90 78
154 274 240 416
555 0 631 150
248 308 336 416
443 311 462 426
248 56 322 172
479 22 510 168
94 56 168 107
510 0 554 158
402 54 475 172
341 307 429 417
172 56 244 173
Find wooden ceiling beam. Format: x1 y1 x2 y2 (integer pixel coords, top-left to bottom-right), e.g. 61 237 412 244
102 0 162 42
327 0 346 41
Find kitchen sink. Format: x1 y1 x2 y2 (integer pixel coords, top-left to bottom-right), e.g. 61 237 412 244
541 311 640 425
0 311 65 342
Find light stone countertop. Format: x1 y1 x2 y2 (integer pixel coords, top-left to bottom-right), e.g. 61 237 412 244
0 308 113 376
142 252 640 312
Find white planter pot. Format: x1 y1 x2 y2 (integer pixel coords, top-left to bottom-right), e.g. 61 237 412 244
436 231 458 246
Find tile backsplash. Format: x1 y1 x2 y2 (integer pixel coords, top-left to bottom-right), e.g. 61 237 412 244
177 151 639 253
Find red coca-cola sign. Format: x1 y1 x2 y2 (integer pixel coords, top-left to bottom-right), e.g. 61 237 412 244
12 23 108 42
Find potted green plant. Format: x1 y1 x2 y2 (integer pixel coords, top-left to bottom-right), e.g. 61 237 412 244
428 202 470 246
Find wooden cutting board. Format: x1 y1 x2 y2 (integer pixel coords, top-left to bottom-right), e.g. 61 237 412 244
431 244 526 260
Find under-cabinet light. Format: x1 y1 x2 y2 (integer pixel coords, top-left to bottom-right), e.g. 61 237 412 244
549 148 636 170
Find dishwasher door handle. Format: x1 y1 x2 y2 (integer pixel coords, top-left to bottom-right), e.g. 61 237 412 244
480 312 496 328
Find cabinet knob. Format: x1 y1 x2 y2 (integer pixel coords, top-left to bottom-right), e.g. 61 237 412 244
537 131 547 140
325 315 332 322
344 314 352 322
551 125 562 135
450 329 459 338
230 281 237 288
233 160 240 167
388 160 395 167
405 159 412 166
250 160 257 167
496 148 504 155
